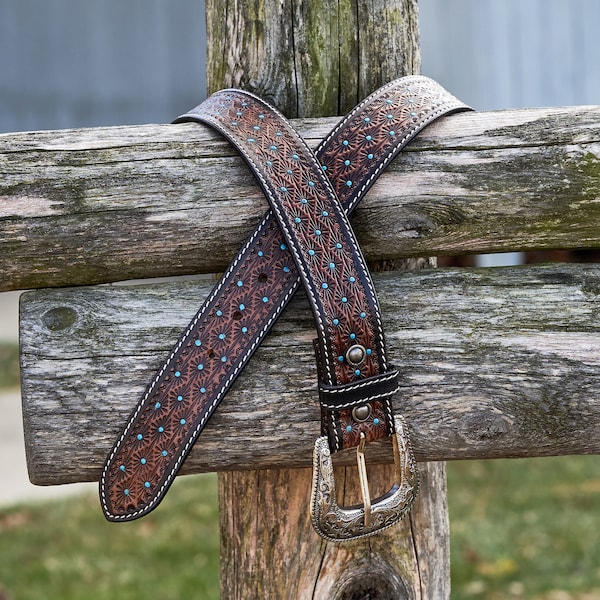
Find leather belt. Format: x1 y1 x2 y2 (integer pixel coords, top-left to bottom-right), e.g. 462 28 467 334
100 76 470 541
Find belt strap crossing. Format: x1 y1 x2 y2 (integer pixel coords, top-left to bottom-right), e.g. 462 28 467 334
100 76 470 538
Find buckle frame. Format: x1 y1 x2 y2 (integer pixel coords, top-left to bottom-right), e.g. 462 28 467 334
310 415 419 542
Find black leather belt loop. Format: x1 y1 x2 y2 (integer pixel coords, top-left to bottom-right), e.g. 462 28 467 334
100 76 471 540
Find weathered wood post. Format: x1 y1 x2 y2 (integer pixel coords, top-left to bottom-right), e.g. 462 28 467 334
206 1 450 597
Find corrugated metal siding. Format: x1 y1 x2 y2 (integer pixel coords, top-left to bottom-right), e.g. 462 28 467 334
419 0 600 110
0 0 206 132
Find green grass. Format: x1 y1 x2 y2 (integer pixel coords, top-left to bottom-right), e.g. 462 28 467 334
448 456 600 599
0 475 220 600
0 343 19 389
2 458 600 599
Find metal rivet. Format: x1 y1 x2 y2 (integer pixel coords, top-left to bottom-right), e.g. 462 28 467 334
352 404 372 422
345 344 366 366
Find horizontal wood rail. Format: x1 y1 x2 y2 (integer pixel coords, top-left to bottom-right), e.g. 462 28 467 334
21 263 600 485
2 105 600 292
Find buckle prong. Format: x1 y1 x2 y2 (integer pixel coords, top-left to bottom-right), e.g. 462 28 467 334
356 432 372 526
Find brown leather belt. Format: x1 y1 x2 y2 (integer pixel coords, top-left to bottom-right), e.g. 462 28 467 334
100 76 470 541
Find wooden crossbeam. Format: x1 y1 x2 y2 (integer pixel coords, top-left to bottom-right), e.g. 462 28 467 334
20 263 600 485
2 105 600 292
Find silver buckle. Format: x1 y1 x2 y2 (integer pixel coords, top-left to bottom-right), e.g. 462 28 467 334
310 415 419 542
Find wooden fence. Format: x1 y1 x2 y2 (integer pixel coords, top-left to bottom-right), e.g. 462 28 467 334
3 0 600 597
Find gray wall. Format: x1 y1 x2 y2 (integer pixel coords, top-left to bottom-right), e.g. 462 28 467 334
0 0 206 132
420 0 600 111
1 1 598 132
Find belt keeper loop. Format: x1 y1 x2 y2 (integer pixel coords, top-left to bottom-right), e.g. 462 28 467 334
318 370 400 410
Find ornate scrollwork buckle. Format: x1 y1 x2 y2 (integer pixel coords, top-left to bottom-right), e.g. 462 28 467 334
310 415 419 542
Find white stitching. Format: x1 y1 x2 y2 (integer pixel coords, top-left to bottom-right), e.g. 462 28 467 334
101 79 470 518
319 371 398 395
320 387 400 410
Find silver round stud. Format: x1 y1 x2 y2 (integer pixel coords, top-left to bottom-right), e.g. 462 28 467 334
345 344 366 366
352 404 372 422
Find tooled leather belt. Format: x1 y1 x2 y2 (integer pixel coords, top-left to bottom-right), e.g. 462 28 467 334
100 76 470 541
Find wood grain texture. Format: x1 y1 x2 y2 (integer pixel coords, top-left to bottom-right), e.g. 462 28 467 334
218 461 449 600
1 105 599 292
206 0 420 116
20 263 600 485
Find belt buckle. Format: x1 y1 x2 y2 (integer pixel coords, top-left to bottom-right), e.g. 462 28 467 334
310 415 419 542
